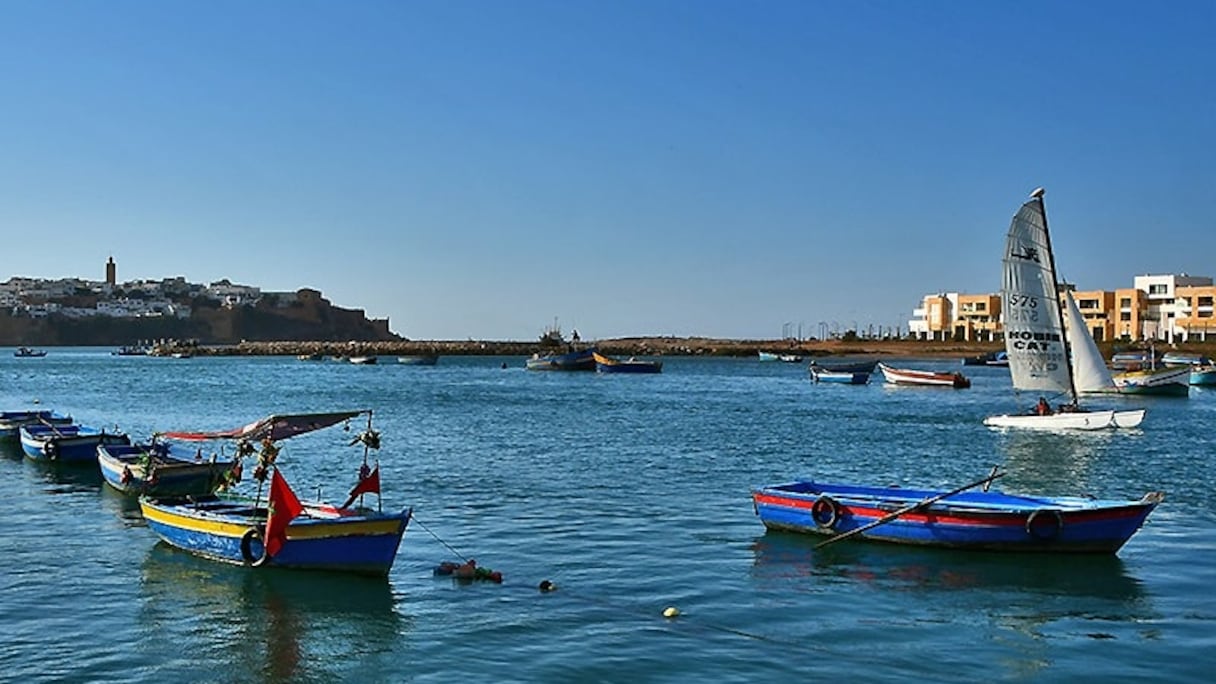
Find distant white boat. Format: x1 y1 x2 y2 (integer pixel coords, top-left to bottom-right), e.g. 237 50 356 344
397 355 438 366
349 356 378 365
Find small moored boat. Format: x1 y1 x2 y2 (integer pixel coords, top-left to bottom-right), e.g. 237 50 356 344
526 347 597 371
962 350 1008 366
14 347 47 358
878 363 970 388
1190 366 1216 386
752 474 1163 554
97 440 240 497
810 367 870 384
807 359 879 374
138 410 411 576
592 351 662 374
1110 366 1191 397
1161 352 1212 367
0 410 74 440
20 423 131 462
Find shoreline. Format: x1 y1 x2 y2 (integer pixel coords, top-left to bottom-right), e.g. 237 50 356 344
134 336 1216 360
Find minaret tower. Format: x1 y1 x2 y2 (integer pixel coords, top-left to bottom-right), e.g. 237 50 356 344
106 256 116 286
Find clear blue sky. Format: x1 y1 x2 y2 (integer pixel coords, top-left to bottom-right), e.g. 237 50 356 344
2 1 1213 341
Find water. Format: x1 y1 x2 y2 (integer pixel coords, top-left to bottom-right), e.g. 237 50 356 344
2 350 1214 683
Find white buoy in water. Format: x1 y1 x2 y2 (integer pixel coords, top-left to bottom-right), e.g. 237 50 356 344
662 606 680 618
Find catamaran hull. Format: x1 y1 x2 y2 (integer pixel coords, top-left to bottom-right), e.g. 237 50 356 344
752 482 1162 554
983 409 1145 430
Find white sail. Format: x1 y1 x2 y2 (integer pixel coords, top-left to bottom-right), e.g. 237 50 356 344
1063 289 1117 393
1001 199 1073 398
986 190 1147 431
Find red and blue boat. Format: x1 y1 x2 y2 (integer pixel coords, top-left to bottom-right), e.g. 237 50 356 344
752 476 1163 554
138 410 411 576
20 423 131 462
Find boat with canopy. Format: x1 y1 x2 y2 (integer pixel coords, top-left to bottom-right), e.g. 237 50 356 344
139 410 411 576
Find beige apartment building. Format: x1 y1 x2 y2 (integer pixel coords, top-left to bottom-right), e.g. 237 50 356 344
909 273 1215 342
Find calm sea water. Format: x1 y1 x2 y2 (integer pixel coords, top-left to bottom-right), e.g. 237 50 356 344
2 349 1214 683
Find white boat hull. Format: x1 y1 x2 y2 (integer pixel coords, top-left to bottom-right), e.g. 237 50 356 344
983 409 1145 431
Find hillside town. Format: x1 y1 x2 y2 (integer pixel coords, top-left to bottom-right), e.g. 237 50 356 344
1 257 395 346
3 257 287 321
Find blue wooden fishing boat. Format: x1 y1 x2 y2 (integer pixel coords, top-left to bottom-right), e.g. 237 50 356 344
20 424 130 462
808 359 879 374
592 351 662 374
526 347 597 371
752 473 1163 554
97 440 239 497
138 410 411 576
1191 366 1216 386
0 410 73 440
810 366 870 384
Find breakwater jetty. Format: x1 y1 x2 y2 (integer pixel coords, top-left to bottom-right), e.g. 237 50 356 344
154 337 1015 359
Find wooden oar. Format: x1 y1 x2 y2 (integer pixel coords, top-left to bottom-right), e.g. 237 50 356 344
813 470 1007 549
38 416 66 436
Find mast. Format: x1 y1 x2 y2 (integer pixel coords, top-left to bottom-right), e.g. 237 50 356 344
1031 187 1080 403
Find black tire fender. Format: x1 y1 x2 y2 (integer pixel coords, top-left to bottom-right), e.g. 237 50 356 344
240 527 269 566
1026 509 1064 540
811 495 840 529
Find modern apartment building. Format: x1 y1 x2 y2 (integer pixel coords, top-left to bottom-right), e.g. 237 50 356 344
908 292 1001 341
910 273 1215 342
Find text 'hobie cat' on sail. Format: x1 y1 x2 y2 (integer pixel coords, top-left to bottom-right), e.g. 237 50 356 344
983 188 1145 431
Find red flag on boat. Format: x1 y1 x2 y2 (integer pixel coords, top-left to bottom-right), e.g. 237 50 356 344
341 465 380 509
265 469 304 557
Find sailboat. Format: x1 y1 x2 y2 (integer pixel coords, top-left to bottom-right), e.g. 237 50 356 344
983 189 1145 430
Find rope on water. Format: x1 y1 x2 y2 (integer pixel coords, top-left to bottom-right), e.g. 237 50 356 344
410 513 469 560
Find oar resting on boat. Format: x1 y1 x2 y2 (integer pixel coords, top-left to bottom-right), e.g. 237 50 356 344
813 470 1007 549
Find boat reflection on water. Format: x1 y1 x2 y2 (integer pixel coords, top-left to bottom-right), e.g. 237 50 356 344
750 531 1149 603
24 458 104 494
99 482 147 528
140 544 409 682
0 439 23 462
994 429 1121 493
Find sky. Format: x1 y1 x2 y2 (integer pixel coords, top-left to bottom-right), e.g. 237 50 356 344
2 1 1213 342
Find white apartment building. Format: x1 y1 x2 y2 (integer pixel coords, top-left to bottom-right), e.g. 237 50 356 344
1132 273 1213 343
